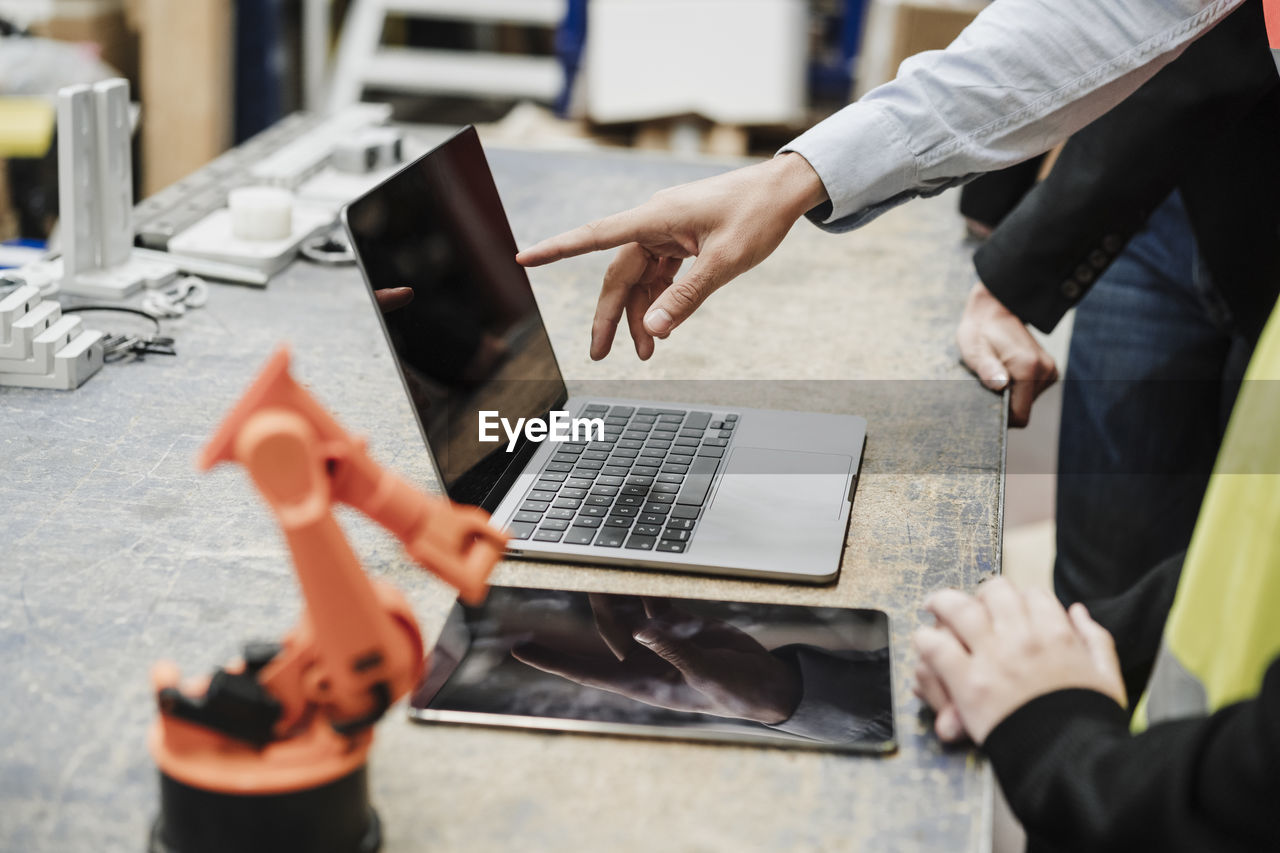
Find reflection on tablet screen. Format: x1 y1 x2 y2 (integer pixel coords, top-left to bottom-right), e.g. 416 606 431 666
410 587 895 754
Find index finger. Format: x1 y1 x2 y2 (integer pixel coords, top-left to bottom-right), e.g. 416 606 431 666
516 207 651 266
924 588 992 651
589 593 647 661
957 328 1011 392
975 576 1029 635
510 642 623 689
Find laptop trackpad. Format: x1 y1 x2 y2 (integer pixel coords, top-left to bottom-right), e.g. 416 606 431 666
708 447 851 523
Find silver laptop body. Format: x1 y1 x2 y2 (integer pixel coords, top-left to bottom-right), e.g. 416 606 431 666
492 396 864 583
342 126 866 584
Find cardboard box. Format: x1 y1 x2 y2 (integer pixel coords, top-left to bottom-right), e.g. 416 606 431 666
854 0 985 98
28 5 138 83
135 0 232 194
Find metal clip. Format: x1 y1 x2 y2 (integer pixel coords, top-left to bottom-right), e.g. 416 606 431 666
141 276 209 318
102 332 177 362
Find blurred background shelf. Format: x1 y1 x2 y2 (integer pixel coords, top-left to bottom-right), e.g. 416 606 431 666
356 47 563 102
0 0 997 236
328 0 572 111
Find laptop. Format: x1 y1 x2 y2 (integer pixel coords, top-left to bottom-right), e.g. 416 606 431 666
342 126 866 584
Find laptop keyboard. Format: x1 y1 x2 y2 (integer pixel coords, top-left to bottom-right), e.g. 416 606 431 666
506 405 739 553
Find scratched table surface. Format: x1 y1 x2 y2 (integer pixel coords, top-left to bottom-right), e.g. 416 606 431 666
1 131 1003 852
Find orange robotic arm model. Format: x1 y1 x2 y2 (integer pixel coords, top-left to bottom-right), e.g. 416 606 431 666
148 347 506 852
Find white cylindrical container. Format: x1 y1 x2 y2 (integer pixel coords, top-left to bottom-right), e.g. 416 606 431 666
228 187 294 242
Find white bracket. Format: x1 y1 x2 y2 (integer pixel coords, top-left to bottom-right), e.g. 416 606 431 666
2 315 84 375
0 329 105 390
0 287 104 390
56 78 174 299
0 285 42 347
0 299 61 361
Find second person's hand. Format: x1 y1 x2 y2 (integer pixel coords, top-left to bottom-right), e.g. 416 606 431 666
516 153 829 360
912 578 1126 745
956 281 1058 427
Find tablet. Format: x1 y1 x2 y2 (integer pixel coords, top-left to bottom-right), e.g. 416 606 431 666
409 586 896 754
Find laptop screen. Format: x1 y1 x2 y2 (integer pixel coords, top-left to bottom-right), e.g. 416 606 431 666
344 126 567 510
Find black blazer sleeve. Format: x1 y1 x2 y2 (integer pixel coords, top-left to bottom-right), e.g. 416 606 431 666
972 0 1279 333
983 657 1280 852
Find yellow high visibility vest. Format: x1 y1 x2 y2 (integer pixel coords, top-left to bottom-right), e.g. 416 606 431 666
1134 300 1280 729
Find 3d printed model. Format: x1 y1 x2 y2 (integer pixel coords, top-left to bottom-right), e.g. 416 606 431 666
57 78 178 299
0 284 104 389
148 347 507 853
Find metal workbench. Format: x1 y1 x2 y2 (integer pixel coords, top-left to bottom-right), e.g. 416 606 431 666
1 136 1002 851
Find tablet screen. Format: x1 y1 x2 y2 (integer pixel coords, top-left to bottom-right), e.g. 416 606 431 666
410 586 895 753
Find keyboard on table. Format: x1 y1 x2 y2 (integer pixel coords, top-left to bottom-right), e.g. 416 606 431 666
507 405 739 553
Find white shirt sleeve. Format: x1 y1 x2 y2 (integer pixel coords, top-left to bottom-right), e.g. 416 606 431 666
782 0 1246 231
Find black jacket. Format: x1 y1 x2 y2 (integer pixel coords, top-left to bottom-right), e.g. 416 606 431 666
973 0 1280 344
983 553 1280 851
971 5 1280 846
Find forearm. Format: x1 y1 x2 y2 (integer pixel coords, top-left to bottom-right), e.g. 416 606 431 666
985 658 1280 851
783 0 1243 231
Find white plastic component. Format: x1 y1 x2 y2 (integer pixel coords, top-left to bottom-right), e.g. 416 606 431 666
0 285 41 345
4 259 63 296
294 132 422 213
296 165 403 212
331 127 404 174
168 203 334 275
137 257 181 289
142 276 209 317
248 102 393 189
62 255 177 299
69 268 140 299
0 329 104 390
584 0 808 125
132 247 270 288
57 84 99 280
228 187 295 242
55 77 155 300
0 314 82 375
0 299 60 361
93 79 134 269
0 287 103 391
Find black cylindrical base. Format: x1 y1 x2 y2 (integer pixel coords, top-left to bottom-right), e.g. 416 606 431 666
150 765 381 853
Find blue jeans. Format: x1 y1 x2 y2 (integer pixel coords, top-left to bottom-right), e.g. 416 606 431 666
1055 191 1255 605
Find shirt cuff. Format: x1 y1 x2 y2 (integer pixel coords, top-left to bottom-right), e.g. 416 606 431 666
779 101 920 233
